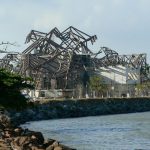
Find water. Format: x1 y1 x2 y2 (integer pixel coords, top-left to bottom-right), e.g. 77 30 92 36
22 112 150 150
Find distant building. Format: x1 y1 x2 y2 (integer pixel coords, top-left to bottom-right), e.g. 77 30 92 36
0 27 149 98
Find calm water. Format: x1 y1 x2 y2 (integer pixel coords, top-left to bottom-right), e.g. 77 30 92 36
22 112 150 150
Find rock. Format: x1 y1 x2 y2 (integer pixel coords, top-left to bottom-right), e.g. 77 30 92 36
30 145 45 150
3 130 11 138
59 144 76 150
54 146 62 150
46 145 54 150
31 131 44 145
0 139 11 150
52 141 59 147
10 131 45 149
23 131 44 145
11 136 31 149
23 130 44 145
45 141 59 150
0 123 5 130
14 127 24 136
0 111 76 150
0 114 11 129
0 130 4 138
44 139 56 148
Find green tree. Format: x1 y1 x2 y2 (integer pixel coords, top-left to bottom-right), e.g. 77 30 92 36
0 68 34 109
89 76 107 97
135 82 150 97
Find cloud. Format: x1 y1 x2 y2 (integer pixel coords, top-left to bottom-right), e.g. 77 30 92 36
33 12 64 30
0 8 6 18
113 0 125 6
0 0 150 62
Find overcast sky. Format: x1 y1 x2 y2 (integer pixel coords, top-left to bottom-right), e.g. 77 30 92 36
0 0 150 63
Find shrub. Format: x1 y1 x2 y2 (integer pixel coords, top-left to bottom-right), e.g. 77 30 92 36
0 69 34 109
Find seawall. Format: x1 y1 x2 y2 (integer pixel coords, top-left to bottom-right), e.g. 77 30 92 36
9 97 150 125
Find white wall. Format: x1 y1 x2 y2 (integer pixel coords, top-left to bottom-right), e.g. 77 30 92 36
97 65 140 84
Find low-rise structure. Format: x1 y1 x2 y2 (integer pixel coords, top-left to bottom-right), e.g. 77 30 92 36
0 27 149 99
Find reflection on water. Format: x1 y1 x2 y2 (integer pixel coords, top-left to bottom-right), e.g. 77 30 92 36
22 112 150 150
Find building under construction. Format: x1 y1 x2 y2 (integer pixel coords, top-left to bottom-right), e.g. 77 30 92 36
0 26 149 98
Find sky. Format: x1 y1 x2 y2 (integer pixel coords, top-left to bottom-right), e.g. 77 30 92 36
0 0 150 63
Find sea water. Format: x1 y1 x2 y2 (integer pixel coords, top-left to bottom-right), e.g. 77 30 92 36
22 112 150 150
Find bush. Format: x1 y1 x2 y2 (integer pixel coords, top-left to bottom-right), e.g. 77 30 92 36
0 69 34 109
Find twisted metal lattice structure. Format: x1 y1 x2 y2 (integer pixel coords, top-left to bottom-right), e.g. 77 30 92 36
0 42 20 72
0 27 149 90
17 26 97 89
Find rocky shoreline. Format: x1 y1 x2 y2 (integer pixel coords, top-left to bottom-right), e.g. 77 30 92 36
0 111 76 150
9 97 150 126
1 97 150 149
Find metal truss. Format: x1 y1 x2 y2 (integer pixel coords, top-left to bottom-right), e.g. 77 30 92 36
0 27 149 89
93 47 148 82
0 42 20 72
93 47 147 69
93 47 119 67
18 26 98 89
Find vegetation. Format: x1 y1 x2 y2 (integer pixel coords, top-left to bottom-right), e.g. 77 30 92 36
0 68 34 109
89 76 107 97
135 82 150 96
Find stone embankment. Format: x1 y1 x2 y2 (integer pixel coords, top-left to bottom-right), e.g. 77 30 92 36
9 97 150 125
0 112 75 150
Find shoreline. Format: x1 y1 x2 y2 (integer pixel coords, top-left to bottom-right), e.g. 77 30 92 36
9 97 150 126
0 111 76 150
1 97 150 149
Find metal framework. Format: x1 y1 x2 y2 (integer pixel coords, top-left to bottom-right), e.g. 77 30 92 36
0 42 20 71
0 27 149 90
18 26 97 89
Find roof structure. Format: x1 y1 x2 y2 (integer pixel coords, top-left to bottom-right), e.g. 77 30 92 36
0 26 149 89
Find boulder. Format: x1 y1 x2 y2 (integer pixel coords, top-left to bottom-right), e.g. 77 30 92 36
14 127 24 136
59 144 76 150
24 145 45 150
54 146 62 150
46 145 54 150
11 136 31 150
52 141 59 147
23 130 44 145
46 141 59 150
30 131 44 145
0 139 11 150
0 114 11 129
0 123 5 130
44 139 56 148
0 111 76 150
3 130 11 138
30 145 45 150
